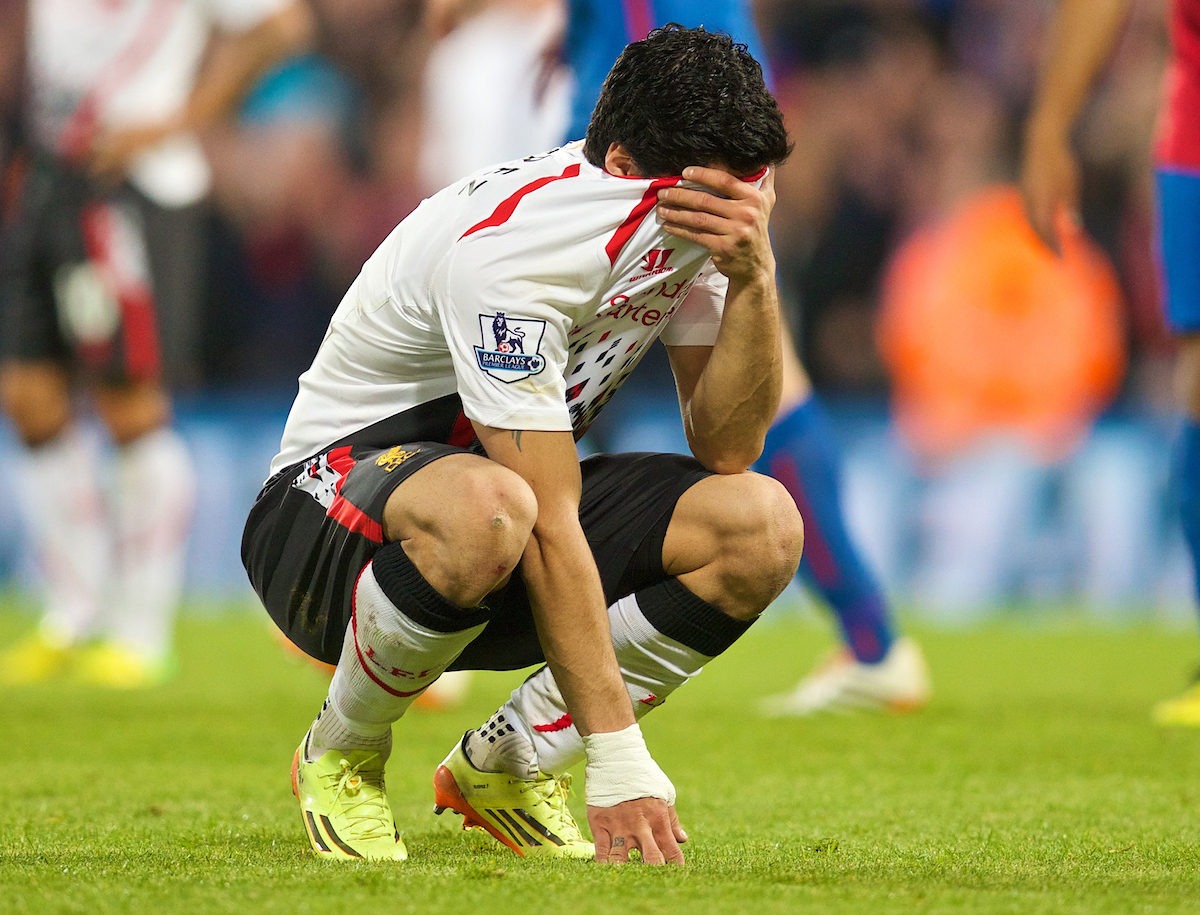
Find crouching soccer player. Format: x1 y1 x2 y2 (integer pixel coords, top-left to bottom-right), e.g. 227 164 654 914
243 26 803 863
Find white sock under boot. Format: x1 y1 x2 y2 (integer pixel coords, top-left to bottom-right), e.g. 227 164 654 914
106 427 197 660
307 544 490 761
467 579 755 777
17 426 111 646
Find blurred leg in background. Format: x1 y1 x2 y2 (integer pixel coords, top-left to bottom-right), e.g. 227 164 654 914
758 334 930 716
1152 168 1200 725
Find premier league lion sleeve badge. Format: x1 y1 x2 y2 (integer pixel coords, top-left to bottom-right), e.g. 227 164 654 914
474 313 548 382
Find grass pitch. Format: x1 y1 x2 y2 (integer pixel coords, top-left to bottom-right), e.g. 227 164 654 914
2 604 1199 915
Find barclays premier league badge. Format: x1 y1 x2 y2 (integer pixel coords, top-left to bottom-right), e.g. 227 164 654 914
474 313 547 383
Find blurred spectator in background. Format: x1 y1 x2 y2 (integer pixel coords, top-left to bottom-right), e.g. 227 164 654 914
881 184 1125 618
420 0 569 193
0 0 313 687
1021 0 1200 725
203 0 430 385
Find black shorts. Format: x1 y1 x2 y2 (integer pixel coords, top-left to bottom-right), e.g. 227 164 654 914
242 444 714 669
0 154 204 387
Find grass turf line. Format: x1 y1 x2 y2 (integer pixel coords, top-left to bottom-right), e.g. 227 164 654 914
0 606 1198 914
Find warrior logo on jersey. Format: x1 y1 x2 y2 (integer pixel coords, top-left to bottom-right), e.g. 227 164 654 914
475 313 547 382
629 248 676 282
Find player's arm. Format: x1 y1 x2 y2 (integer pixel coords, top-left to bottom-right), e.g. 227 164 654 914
471 422 686 865
90 0 315 178
1020 0 1133 252
657 167 783 474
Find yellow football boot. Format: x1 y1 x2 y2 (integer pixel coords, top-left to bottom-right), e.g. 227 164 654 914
291 737 407 861
434 733 593 859
1152 682 1200 727
0 632 74 685
73 643 170 689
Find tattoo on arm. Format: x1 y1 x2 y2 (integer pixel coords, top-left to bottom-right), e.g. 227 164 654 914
511 430 523 451
611 836 626 847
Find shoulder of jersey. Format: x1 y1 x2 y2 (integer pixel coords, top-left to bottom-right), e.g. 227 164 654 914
451 144 674 254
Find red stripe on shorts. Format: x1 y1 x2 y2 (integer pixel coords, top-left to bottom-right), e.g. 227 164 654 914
322 446 383 542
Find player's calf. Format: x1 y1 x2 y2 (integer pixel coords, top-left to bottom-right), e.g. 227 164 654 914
294 457 540 861
296 544 494 861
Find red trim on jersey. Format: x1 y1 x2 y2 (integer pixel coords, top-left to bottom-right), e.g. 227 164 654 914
327 445 357 478
351 568 431 698
460 164 582 240
621 0 655 42
324 446 384 542
604 177 680 266
447 409 478 447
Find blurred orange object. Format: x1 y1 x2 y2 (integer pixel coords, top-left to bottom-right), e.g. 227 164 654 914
271 623 335 678
878 187 1126 462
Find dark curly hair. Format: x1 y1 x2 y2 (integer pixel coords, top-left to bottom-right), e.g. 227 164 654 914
584 24 792 177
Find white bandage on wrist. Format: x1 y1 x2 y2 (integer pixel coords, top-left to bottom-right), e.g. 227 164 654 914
582 723 676 808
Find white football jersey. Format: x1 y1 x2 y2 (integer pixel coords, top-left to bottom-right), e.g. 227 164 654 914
271 143 748 475
28 0 291 206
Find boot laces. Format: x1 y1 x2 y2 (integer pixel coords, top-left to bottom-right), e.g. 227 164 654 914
531 772 585 843
322 754 393 841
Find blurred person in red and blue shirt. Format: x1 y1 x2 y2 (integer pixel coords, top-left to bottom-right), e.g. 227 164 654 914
1022 0 1200 726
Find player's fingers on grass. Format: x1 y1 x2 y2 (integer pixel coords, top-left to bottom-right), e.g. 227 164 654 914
592 826 615 863
648 816 685 865
636 832 667 865
605 833 633 864
669 805 688 844
624 815 669 865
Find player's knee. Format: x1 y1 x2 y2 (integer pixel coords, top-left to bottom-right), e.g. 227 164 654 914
746 474 803 582
717 473 804 615
0 365 71 446
94 384 171 444
453 465 537 589
477 464 537 555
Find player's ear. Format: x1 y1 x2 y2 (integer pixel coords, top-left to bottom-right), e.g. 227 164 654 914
604 143 641 177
